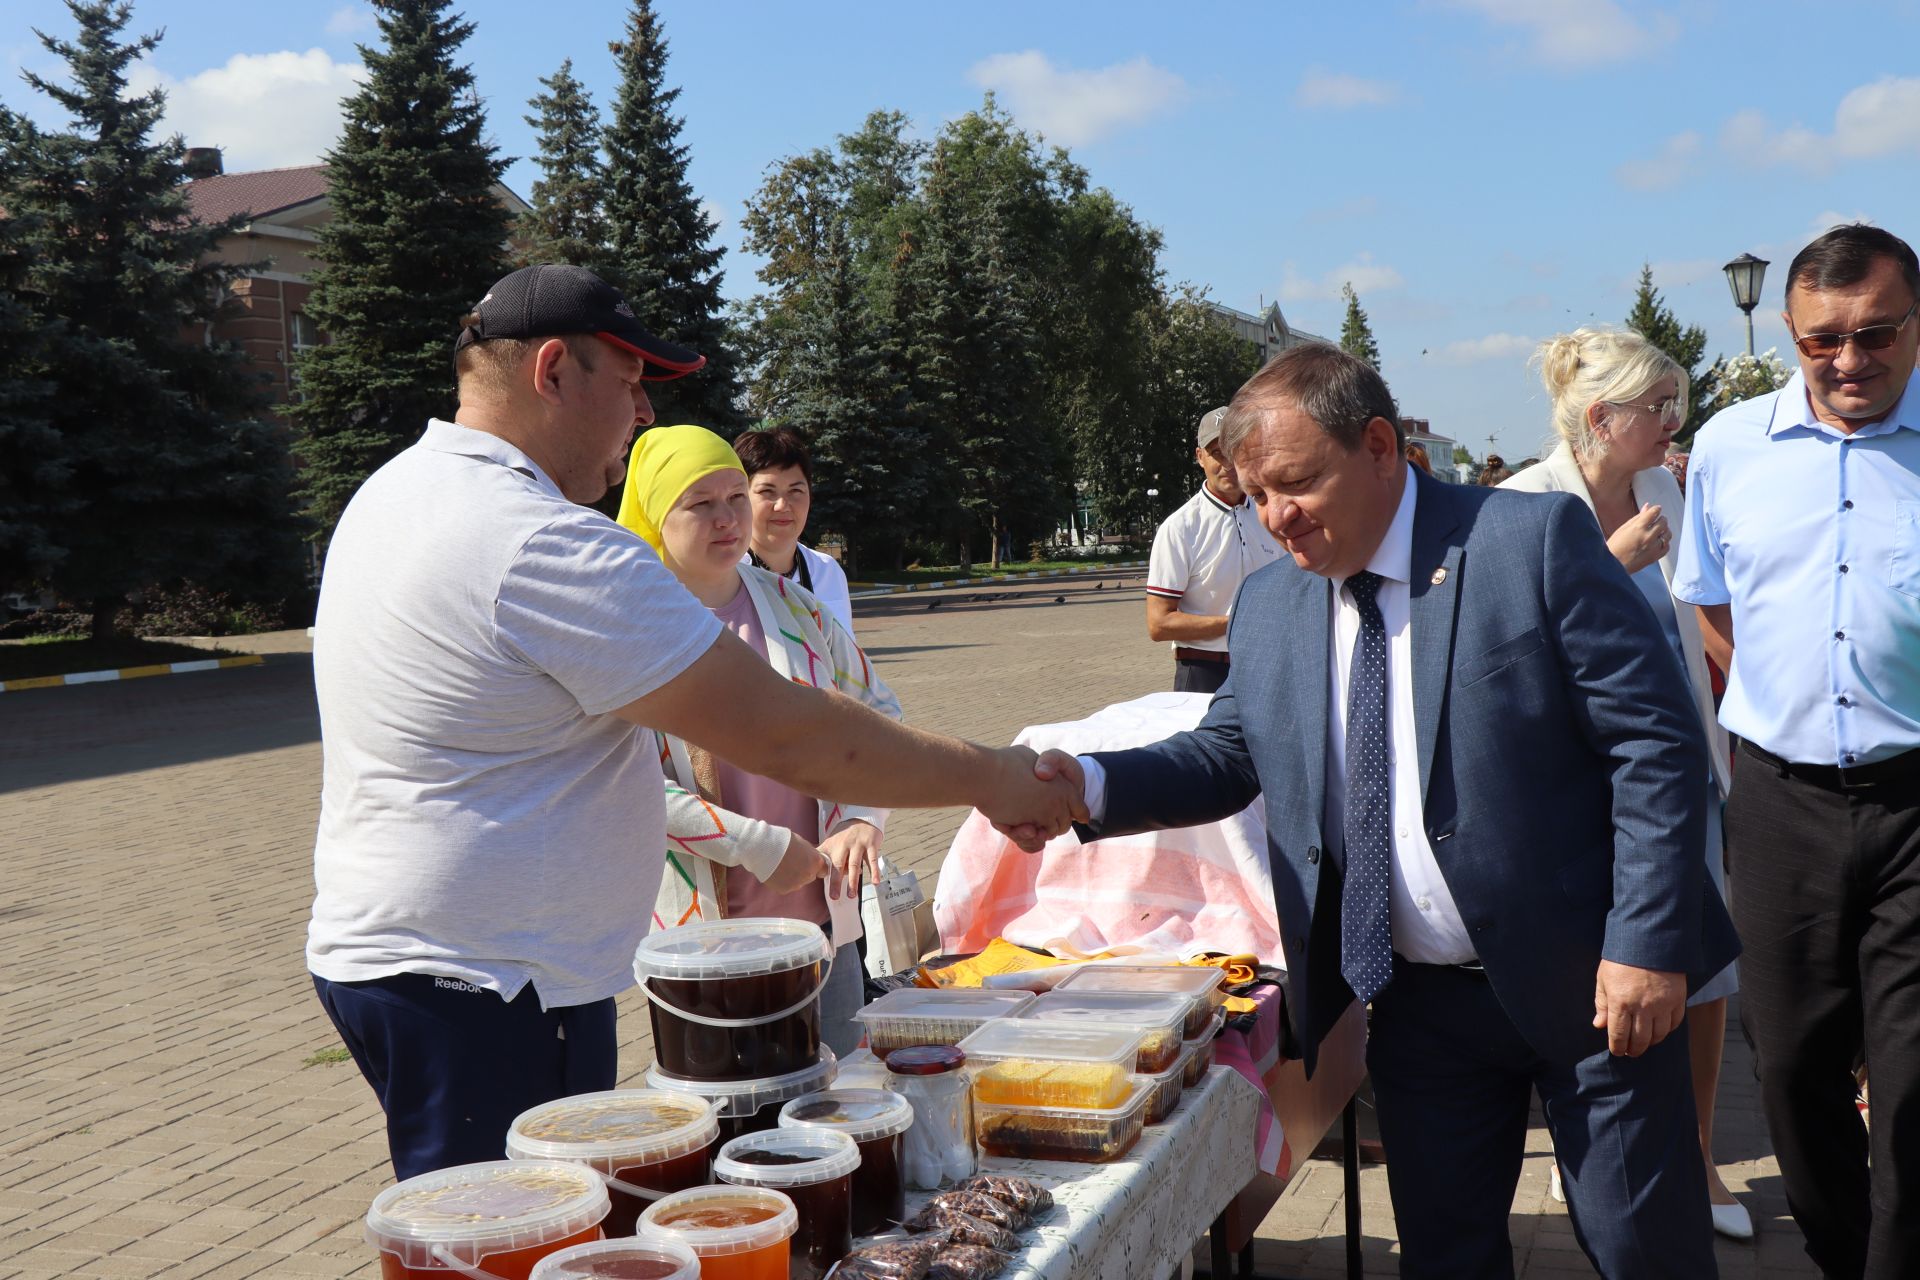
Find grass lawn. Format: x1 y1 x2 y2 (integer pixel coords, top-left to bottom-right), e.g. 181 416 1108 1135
851 557 1144 586
0 634 242 682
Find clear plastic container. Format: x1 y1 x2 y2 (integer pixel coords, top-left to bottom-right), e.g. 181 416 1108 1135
530 1237 701 1280
507 1091 720 1238
646 1047 837 1144
1054 964 1229 1038
1019 990 1188 1074
956 1019 1143 1109
974 1078 1154 1164
853 988 1035 1056
885 1046 974 1190
778 1089 915 1236
366 1159 609 1280
1141 1048 1189 1126
1183 1009 1226 1088
638 1185 798 1280
633 919 833 1082
713 1129 860 1280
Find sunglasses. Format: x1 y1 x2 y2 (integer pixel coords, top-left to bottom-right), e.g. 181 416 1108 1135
1790 300 1918 358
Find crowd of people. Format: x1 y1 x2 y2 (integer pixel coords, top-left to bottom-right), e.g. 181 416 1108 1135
305 221 1918 1280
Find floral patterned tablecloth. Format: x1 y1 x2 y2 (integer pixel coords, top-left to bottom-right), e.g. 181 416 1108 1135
903 1066 1263 1280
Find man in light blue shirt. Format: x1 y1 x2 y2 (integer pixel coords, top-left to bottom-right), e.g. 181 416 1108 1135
1673 223 1920 1280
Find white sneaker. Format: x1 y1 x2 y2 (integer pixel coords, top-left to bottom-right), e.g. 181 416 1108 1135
1710 1199 1754 1240
1549 1164 1565 1204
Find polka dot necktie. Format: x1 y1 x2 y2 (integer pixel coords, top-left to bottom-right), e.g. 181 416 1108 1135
1340 569 1394 1005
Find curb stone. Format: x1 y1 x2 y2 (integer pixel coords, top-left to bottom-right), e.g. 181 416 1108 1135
0 653 264 693
849 561 1148 599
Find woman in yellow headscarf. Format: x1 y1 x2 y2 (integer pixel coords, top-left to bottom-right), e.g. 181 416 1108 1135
620 426 902 1056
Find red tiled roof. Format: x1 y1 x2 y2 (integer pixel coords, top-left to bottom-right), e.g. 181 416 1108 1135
184 165 330 226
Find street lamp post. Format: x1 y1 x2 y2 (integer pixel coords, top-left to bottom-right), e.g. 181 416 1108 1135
1723 253 1769 357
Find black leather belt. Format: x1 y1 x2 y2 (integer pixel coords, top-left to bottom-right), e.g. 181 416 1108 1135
1174 647 1230 665
1740 738 1920 788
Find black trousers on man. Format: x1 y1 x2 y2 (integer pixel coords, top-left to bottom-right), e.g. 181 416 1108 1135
1172 650 1229 694
1726 740 1920 1280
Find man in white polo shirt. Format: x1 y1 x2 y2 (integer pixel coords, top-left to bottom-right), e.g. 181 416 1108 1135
308 265 1087 1179
1146 406 1283 692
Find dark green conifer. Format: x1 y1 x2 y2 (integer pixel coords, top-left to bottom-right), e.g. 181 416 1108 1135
289 0 512 542
0 0 301 635
519 59 612 273
602 0 742 430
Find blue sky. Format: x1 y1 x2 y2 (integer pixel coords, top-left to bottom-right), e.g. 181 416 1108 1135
9 0 1920 459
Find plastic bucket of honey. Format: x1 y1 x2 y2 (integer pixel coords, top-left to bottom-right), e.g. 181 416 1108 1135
529 1237 701 1280
633 919 833 1081
365 1159 609 1280
637 1185 797 1280
507 1091 720 1238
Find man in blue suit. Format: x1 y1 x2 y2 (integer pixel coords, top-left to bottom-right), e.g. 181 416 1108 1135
1014 345 1740 1278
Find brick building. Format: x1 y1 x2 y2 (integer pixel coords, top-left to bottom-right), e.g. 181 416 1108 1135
181 149 529 422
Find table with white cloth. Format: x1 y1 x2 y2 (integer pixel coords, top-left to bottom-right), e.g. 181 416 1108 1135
902 1064 1264 1280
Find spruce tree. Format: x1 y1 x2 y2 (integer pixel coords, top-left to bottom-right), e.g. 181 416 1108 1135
289 0 512 542
1339 282 1382 369
0 0 301 636
1625 264 1714 443
602 0 742 430
769 219 922 576
519 59 611 273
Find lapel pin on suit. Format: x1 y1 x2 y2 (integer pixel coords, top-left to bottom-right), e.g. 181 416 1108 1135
1430 567 1449 585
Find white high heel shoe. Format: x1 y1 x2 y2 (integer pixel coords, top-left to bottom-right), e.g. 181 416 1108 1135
1710 1199 1754 1240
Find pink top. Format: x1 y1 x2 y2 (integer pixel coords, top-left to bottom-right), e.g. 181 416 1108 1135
710 584 829 925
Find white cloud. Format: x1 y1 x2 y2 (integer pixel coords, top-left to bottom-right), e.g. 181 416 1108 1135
324 5 375 37
1280 253 1404 303
1721 79 1920 173
967 51 1185 147
1449 0 1674 67
1432 332 1537 365
1295 69 1398 109
1614 130 1701 191
130 49 365 172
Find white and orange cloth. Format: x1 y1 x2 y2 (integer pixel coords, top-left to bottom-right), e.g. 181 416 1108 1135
933 691 1285 966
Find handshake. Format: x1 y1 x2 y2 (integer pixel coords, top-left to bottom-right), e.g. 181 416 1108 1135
980 748 1088 853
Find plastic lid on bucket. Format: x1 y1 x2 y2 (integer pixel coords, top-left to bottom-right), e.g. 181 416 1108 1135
713 1128 860 1189
507 1090 719 1174
884 1045 966 1076
530 1236 701 1280
778 1088 915 1143
646 1046 837 1119
365 1160 609 1270
639 1185 798 1258
633 917 830 984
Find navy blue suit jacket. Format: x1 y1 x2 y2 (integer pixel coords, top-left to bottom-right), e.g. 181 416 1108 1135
1086 469 1741 1074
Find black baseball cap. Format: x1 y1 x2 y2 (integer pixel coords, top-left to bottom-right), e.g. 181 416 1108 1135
454 264 706 381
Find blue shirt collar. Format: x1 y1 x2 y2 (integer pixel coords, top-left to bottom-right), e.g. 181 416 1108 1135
1768 370 1920 441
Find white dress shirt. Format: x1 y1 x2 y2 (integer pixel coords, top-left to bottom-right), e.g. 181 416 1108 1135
1081 466 1475 965
1328 472 1476 965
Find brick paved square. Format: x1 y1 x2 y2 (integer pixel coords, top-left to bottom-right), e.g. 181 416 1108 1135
0 572 1817 1277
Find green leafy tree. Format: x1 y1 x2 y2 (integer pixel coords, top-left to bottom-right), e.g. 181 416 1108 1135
1339 282 1381 369
1624 264 1712 443
0 0 301 635
289 0 512 544
602 0 742 430
1109 287 1261 530
518 59 612 273
761 220 922 577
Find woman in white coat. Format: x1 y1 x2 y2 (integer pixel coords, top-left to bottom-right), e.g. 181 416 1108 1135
1503 327 1748 1240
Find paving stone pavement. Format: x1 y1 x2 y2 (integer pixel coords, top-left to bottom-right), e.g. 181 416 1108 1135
0 567 1816 1278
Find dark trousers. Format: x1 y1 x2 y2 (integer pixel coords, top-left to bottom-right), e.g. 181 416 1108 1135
313 972 617 1180
1173 658 1229 694
1367 961 1714 1280
1725 742 1920 1280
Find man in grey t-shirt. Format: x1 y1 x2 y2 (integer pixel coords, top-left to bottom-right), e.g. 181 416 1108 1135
310 266 1087 1178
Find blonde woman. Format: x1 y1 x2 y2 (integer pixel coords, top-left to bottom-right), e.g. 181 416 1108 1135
618 425 901 1056
1503 329 1747 1240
